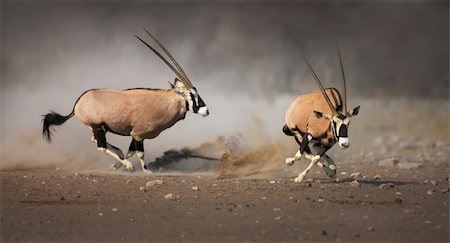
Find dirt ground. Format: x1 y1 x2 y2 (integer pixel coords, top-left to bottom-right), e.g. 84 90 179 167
1 162 449 242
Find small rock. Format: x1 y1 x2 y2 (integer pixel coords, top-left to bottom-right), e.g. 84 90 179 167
350 180 361 188
350 172 361 178
192 186 200 191
304 178 314 183
273 208 281 211
366 226 375 231
340 171 347 175
146 179 164 187
430 180 438 186
112 208 118 212
397 162 424 169
440 188 449 193
427 190 435 195
274 216 283 221
379 183 395 190
394 198 403 204
98 213 103 216
269 180 277 184
164 193 180 201
378 158 400 167
126 180 132 184
373 174 381 180
424 220 432 224
139 186 146 192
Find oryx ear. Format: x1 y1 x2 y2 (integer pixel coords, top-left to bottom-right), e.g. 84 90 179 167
173 78 187 94
348 105 360 117
313 111 332 120
168 81 175 89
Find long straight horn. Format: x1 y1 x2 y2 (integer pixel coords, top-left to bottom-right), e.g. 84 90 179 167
143 28 193 88
335 43 347 115
302 54 338 115
135 35 186 84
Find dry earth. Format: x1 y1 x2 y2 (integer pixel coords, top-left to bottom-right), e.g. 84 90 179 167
1 163 449 242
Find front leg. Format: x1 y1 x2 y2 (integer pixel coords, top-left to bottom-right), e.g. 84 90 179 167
285 132 309 166
294 152 321 183
127 138 151 173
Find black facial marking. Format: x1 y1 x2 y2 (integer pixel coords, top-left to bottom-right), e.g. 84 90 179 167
339 124 348 137
337 114 346 120
190 92 206 113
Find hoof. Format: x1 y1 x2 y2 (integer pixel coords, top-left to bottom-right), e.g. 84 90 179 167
323 166 336 178
293 176 305 183
111 162 123 170
285 158 295 166
142 169 152 174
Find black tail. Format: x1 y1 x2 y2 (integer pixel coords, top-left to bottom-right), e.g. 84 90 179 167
283 124 294 136
42 110 75 142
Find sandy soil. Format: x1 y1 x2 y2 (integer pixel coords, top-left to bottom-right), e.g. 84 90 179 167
1 162 448 242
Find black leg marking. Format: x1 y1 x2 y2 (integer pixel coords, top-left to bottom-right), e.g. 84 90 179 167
92 126 107 148
135 140 144 152
299 133 310 154
128 140 136 154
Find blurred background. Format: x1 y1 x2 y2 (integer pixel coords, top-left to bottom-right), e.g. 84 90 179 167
1 0 448 173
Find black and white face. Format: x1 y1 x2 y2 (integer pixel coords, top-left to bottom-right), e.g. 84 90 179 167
314 105 360 149
187 87 209 117
171 78 209 117
332 115 350 148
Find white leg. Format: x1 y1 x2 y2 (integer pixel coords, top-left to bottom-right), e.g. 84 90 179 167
294 153 321 183
137 151 151 173
286 131 305 166
285 150 303 166
92 136 134 171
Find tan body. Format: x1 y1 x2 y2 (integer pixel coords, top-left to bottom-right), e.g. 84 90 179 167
75 88 187 140
285 88 342 146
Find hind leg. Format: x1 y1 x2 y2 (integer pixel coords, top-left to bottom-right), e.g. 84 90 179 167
311 144 336 178
285 132 308 166
91 126 135 171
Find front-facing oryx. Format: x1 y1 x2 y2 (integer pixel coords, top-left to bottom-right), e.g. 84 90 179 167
283 46 360 183
42 29 209 172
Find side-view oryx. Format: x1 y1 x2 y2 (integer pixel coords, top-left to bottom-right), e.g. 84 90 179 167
283 46 360 183
42 29 209 172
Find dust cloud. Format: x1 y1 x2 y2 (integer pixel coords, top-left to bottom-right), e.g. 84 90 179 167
1 1 448 174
